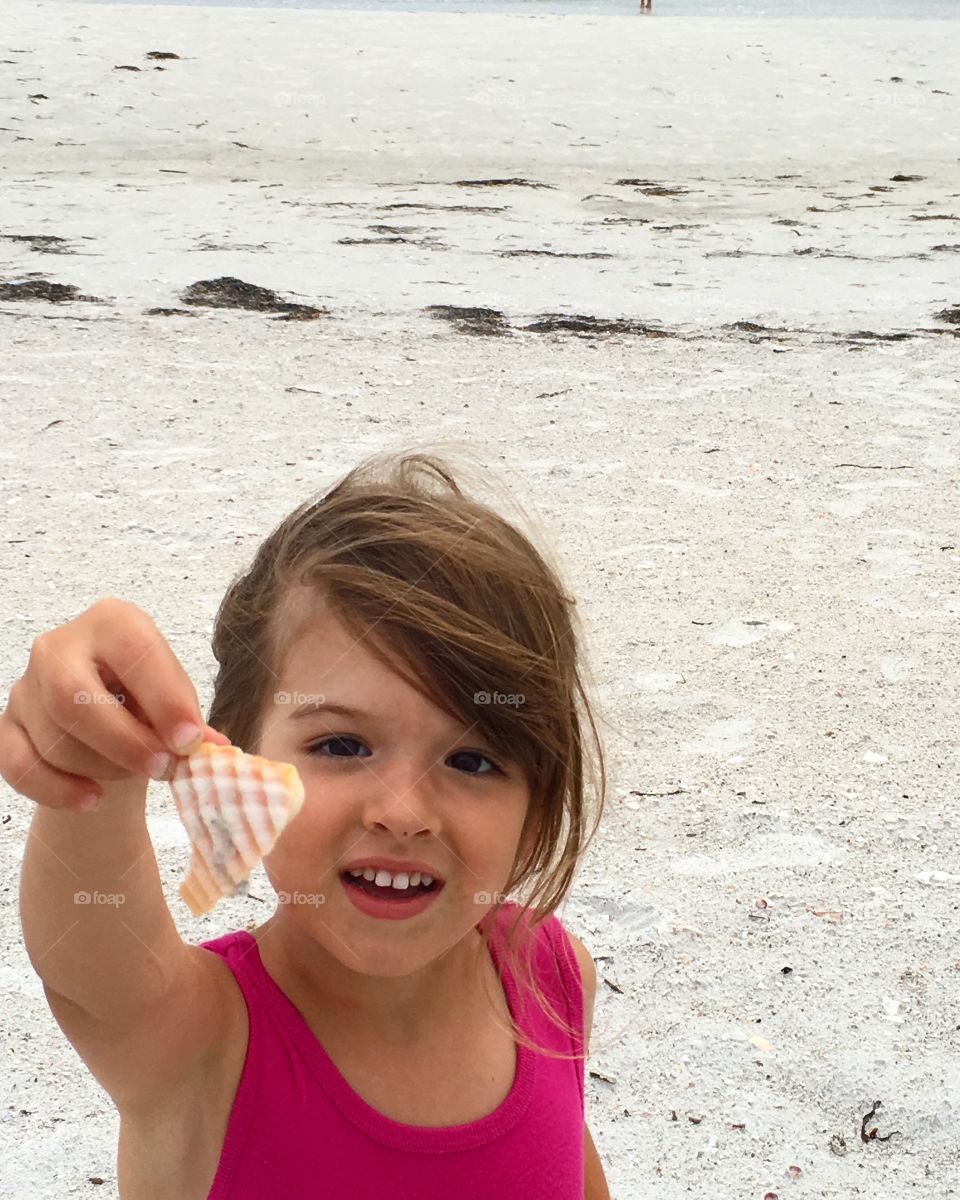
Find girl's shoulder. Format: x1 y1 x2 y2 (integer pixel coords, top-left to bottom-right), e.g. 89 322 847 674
196 909 596 1047
198 927 251 955
490 902 594 1011
507 902 597 1051
491 899 588 963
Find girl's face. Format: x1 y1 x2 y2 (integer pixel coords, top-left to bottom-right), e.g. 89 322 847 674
255 608 532 978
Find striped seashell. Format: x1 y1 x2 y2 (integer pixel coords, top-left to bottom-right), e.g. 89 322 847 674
169 742 305 916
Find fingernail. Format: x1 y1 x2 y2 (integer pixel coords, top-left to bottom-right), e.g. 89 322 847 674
79 793 101 812
147 752 172 781
170 723 202 753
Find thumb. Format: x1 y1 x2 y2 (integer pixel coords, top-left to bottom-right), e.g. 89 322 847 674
201 724 232 747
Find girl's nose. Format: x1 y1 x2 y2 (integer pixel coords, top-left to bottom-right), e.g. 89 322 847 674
365 768 440 838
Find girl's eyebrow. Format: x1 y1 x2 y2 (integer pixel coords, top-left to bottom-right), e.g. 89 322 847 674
287 699 504 758
288 700 371 722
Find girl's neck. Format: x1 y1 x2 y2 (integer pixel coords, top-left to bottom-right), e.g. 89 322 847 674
250 911 490 1045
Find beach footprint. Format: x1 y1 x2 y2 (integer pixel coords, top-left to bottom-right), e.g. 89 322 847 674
597 670 684 699
706 616 794 648
685 715 755 758
878 653 918 682
863 546 920 579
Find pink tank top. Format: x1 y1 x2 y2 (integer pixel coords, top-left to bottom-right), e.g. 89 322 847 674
198 900 585 1199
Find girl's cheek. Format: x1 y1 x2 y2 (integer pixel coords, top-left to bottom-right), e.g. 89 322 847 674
268 805 337 877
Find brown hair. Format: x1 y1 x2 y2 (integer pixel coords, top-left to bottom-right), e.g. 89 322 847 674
206 445 608 1063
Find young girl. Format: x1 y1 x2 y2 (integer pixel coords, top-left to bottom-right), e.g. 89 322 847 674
6 449 612 1199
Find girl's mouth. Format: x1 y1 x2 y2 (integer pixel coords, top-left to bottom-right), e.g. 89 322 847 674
340 870 444 921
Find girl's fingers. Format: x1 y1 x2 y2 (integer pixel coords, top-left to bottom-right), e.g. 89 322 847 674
24 713 131 781
0 715 103 811
87 605 207 758
159 724 234 777
34 659 175 781
17 602 232 788
201 725 232 747
8 675 134 780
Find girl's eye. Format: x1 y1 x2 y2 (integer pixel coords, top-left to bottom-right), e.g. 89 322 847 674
306 736 370 759
306 734 501 772
448 749 502 776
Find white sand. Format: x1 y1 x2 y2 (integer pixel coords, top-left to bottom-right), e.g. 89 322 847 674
1 3 959 1197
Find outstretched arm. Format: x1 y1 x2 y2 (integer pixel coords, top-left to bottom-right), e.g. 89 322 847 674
567 931 612 1199
585 1121 612 1200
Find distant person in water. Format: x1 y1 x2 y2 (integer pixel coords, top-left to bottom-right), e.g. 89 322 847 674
639 0 652 10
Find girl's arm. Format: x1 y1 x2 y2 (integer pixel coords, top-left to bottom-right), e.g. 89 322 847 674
584 1122 612 1200
20 776 184 1019
567 931 612 1199
19 775 229 1114
4 599 230 1112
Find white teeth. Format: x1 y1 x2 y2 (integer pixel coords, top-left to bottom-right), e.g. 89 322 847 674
346 866 437 890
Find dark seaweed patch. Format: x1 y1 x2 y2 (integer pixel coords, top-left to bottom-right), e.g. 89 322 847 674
611 179 688 196
522 313 674 338
496 249 615 259
1 234 75 254
450 178 553 189
378 203 508 214
0 279 103 303
724 321 778 334
338 236 411 245
191 240 269 252
844 330 916 342
423 304 511 336
180 276 328 320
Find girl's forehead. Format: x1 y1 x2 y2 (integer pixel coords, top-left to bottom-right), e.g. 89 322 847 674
277 632 392 698
272 588 361 667
270 585 476 729
273 605 417 699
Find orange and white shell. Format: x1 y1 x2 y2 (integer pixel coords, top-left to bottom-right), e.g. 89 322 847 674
168 742 305 916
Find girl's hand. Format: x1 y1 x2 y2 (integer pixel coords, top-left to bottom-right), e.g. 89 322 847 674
0 597 230 811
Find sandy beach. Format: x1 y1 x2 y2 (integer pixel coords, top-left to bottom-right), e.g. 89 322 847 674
1 2 959 1197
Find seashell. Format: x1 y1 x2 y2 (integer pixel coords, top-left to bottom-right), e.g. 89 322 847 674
169 742 305 916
